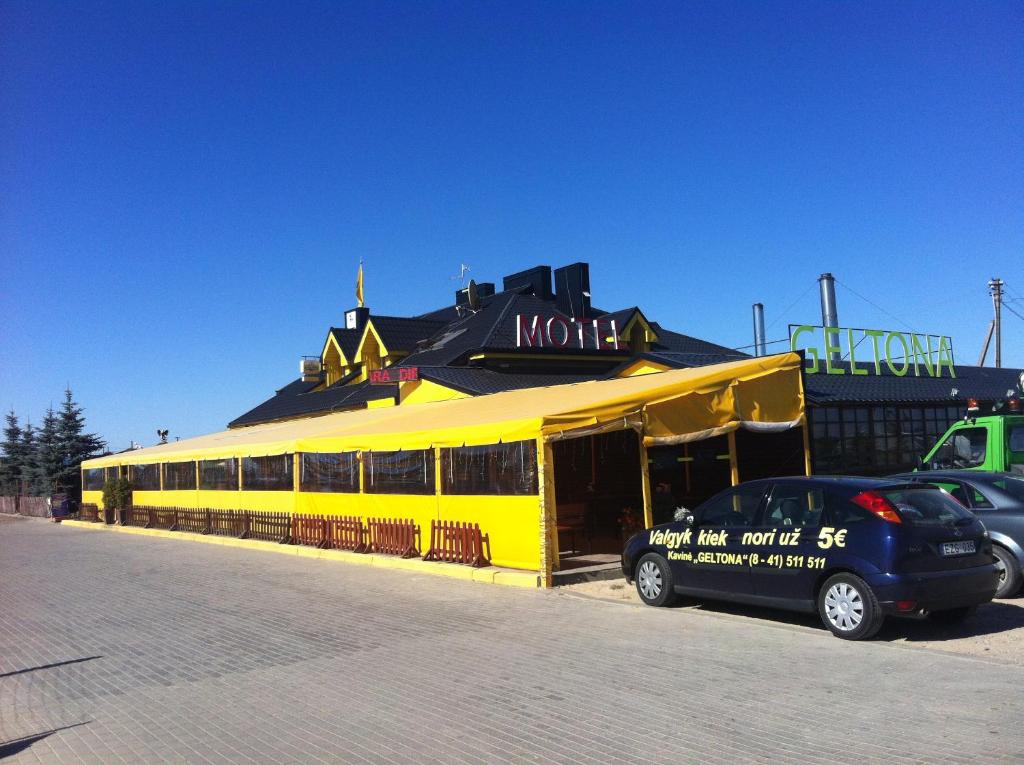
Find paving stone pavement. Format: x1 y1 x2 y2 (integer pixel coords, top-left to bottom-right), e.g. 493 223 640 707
1 514 1022 764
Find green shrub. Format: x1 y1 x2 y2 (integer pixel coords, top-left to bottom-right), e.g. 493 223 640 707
101 478 133 511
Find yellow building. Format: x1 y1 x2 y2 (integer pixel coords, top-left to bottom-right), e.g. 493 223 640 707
82 263 809 584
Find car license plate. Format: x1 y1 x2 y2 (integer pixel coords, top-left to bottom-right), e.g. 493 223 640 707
940 540 976 556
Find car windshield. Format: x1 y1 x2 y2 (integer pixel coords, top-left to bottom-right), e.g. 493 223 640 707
881 488 973 526
991 477 1024 502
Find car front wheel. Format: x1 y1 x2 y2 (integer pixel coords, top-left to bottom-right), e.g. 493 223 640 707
634 553 677 607
992 545 1021 599
817 573 884 640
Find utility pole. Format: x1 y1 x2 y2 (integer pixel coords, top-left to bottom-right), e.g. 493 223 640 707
989 278 1004 368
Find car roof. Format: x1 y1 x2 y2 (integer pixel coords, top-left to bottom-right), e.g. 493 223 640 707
752 475 912 490
892 470 1014 482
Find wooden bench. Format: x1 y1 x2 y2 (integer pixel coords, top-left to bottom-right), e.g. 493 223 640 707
556 502 588 556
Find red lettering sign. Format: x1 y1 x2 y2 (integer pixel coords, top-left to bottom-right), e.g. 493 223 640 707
369 367 419 385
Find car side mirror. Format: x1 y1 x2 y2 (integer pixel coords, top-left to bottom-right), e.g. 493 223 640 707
674 507 694 525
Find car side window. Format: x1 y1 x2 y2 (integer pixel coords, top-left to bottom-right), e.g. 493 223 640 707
929 427 988 470
825 490 871 525
763 484 825 529
696 485 765 528
935 481 972 507
967 485 994 509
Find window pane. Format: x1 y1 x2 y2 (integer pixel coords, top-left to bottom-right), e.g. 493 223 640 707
104 467 118 484
1010 426 1024 453
364 450 435 495
300 452 359 493
242 454 293 491
696 484 765 527
763 485 825 529
164 461 197 490
199 458 238 490
83 468 105 491
927 427 987 470
129 464 160 491
441 441 538 495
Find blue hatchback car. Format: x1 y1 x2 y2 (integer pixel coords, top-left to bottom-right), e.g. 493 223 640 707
622 476 1000 639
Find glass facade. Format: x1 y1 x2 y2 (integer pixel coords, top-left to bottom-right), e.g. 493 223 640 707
441 441 538 495
199 458 239 490
809 404 962 476
242 454 294 491
364 450 436 495
83 468 105 491
300 452 360 493
163 461 197 490
129 463 161 491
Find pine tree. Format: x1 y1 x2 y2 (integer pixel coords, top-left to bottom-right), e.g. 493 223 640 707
0 411 24 495
19 420 36 496
56 387 105 498
33 407 63 496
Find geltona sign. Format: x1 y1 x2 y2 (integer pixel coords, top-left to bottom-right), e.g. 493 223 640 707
516 314 620 350
789 325 956 378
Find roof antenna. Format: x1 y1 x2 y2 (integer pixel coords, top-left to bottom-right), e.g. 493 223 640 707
450 263 471 287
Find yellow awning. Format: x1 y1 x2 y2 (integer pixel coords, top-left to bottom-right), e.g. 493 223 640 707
82 352 805 468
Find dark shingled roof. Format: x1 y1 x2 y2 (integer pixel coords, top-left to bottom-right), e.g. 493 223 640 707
417 367 596 395
228 374 394 428
648 323 747 359
328 328 361 361
369 316 447 354
803 363 1023 405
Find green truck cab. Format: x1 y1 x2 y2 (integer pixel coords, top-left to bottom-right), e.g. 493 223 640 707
921 408 1024 475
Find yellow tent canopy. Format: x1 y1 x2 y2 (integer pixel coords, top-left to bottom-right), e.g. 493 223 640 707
82 352 805 468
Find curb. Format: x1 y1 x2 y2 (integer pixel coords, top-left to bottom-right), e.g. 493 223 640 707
61 520 541 589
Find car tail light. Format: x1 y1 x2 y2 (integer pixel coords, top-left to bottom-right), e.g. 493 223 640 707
1009 399 1021 413
851 491 903 524
895 600 917 612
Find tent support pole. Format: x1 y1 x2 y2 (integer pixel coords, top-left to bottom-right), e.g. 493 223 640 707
538 439 557 587
638 438 653 529
801 418 813 476
728 431 740 486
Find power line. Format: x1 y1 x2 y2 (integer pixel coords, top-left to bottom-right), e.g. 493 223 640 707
1003 301 1024 323
834 278 916 333
764 280 819 331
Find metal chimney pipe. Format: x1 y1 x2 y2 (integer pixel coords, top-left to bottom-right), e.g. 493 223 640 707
752 303 767 357
819 272 840 364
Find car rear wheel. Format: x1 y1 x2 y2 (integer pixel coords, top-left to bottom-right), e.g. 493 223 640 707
634 553 677 607
817 573 884 640
992 545 1021 599
927 606 977 625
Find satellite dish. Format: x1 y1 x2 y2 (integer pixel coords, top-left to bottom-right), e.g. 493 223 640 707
467 279 479 311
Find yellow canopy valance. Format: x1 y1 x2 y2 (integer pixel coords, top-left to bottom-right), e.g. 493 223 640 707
83 352 805 468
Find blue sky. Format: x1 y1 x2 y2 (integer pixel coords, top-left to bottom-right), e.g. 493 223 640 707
1 1 1022 451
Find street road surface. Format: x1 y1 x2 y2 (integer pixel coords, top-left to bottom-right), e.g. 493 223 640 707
2 515 1022 764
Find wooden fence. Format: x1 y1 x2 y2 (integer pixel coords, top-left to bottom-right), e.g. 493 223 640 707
365 518 421 558
291 514 367 552
0 496 50 517
423 520 491 567
59 505 493 568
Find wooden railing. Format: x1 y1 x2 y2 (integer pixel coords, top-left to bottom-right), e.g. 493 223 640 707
79 503 100 522
246 511 291 543
327 516 366 552
423 520 491 567
291 514 367 552
77 507 499 568
365 518 420 558
175 508 209 534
